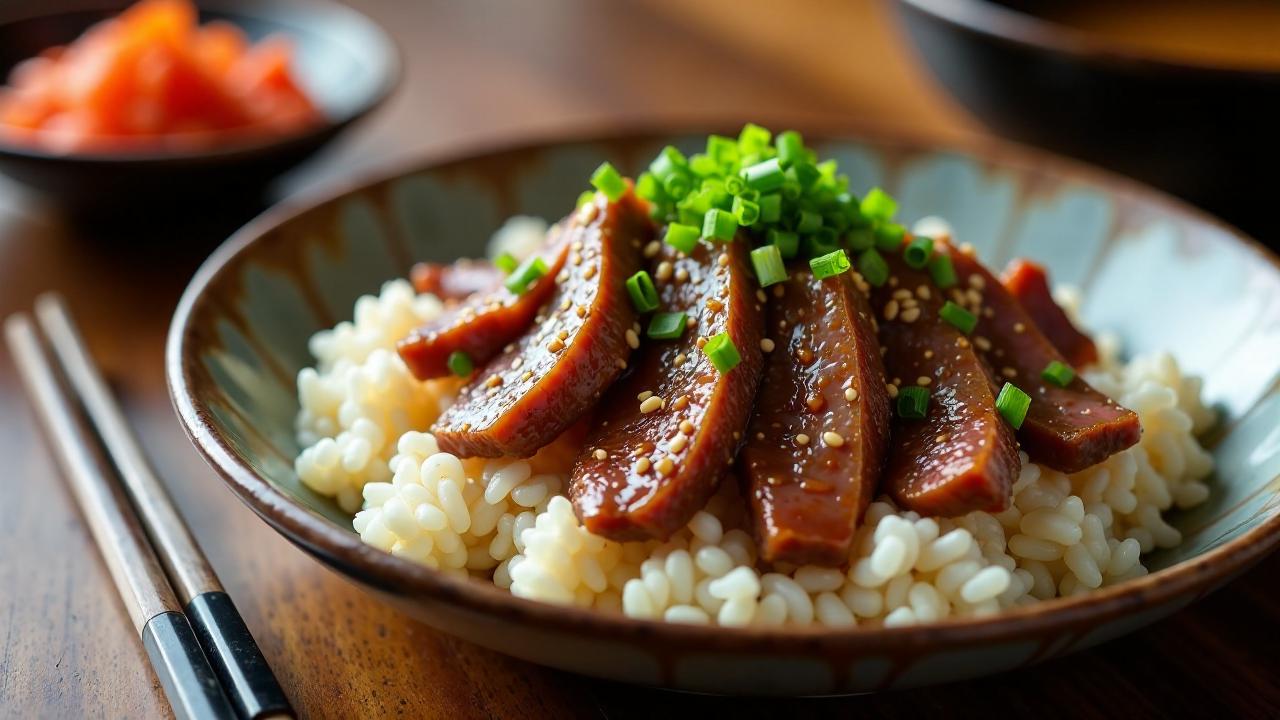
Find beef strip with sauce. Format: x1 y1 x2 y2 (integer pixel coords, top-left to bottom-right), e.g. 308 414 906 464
740 267 891 566
410 259 504 302
570 237 765 540
874 255 1022 516
1000 259 1099 367
430 191 651 457
948 250 1140 473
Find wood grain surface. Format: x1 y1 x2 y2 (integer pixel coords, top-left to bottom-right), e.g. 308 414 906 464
0 1 1276 718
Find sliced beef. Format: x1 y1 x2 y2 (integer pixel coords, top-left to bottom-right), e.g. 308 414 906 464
1000 259 1099 367
570 238 765 541
875 255 1021 516
410 259 504 302
740 267 891 566
429 191 651 457
948 250 1141 473
398 238 570 380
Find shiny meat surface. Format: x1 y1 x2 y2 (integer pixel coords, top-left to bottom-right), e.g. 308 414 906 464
951 251 1141 473
1000 259 1099 367
430 192 651 457
399 240 569 380
570 238 765 540
875 256 1021 516
740 268 891 566
410 259 504 302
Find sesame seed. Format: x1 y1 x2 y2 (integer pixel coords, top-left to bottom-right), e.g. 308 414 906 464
512 357 523 369
485 374 503 388
884 300 900 321
983 307 994 318
886 383 899 398
656 261 673 281
637 390 653 401
806 396 824 411
640 396 664 413
889 275 899 287
917 376 931 386
673 353 687 367
557 329 569 341
893 288 912 300
626 329 640 349
773 285 785 297
644 240 661 258
583 264 597 280
575 306 587 318
594 448 608 460
936 433 951 443
766 476 781 486
1001 367 1017 378
756 432 765 440
795 433 811 446
756 289 767 303
968 274 985 290
718 253 730 266
571 240 583 252
960 242 977 256
679 420 695 434
672 394 690 410
924 350 934 359
655 457 674 476
707 299 724 313
956 337 971 348
635 458 652 474
669 435 688 453
616 358 628 370
522 371 534 381
760 338 775 352
675 268 690 282
845 388 858 401
556 269 569 283
571 252 583 265
548 338 565 353
822 431 845 447
1013 322 1026 333
900 307 921 323
578 201 598 223
917 285 932 300
696 337 708 349
974 336 992 351
560 298 571 311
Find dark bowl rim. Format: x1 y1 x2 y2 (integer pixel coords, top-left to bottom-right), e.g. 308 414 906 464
0 0 402 164
898 0 1280 80
167 118 1280 654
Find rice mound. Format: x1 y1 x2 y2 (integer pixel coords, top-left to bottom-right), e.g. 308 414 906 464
294 231 1216 627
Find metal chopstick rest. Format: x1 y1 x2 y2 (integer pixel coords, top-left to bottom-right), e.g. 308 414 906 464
4 314 236 720
33 294 294 720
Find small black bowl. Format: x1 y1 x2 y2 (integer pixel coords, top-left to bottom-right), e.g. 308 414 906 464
0 0 399 219
893 0 1280 240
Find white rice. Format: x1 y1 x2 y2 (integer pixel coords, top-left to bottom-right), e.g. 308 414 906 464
295 234 1216 627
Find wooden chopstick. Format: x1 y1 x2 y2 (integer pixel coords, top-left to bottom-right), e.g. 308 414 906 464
32 294 294 720
5 313 237 720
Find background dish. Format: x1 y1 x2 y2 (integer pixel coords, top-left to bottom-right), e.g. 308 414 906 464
168 128 1280 695
0 0 398 216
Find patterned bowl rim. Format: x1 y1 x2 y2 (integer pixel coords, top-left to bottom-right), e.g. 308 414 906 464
167 119 1280 654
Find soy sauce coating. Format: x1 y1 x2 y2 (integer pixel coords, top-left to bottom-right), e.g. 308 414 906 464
431 191 651 458
874 255 1021 516
949 251 1141 473
398 239 570 380
571 237 764 540
1000 259 1099 367
741 268 891 566
410 259 504 302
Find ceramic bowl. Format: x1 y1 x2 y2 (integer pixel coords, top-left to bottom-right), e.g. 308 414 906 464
0 0 399 217
892 0 1280 239
167 126 1280 696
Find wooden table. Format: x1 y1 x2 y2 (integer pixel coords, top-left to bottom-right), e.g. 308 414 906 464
1 1 1277 717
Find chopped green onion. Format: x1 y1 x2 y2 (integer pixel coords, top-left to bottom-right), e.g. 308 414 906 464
996 382 1032 429
769 228 799 259
664 223 699 254
690 153 719 176
732 196 760 225
724 174 746 196
1042 360 1076 387
810 249 851 279
791 162 820 191
591 162 626 202
703 208 738 242
857 249 889 287
649 145 686 180
939 301 977 334
738 123 772 154
807 227 839 257
776 130 805 165
759 193 782 223
897 385 930 419
494 252 518 274
797 209 823 234
626 271 659 313
446 351 474 377
707 134 738 166
928 253 958 289
741 158 785 192
874 222 906 252
702 332 741 373
751 244 787 287
847 227 874 252
861 187 897 221
576 190 597 209
904 236 934 269
647 311 687 340
505 255 549 295
663 173 692 200
635 172 663 203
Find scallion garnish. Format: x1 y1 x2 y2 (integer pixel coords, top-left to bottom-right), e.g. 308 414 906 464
810 249 851 279
505 255 549 295
494 252 519 274
861 187 897 221
847 227 874 252
647 311 687 340
702 332 741 373
897 385 930 419
768 228 799 259
446 351 474 377
635 172 664 204
776 130 805 165
1042 360 1076 387
928 253 958 289
591 162 626 202
873 222 906 252
664 223 699 254
741 158 785 192
650 145 687 180
797 209 823 234
703 208 738 242
996 382 1032 429
625 271 659 313
751 244 788 287
904 236 934 269
759 193 782 223
732 196 760 225
738 123 772 154
857 248 889 287
939 301 977 334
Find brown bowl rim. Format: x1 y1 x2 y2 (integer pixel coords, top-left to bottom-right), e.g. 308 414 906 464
899 0 1280 79
167 118 1280 655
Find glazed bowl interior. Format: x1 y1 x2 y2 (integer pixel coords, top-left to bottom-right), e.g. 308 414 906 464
0 0 399 214
168 128 1280 695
